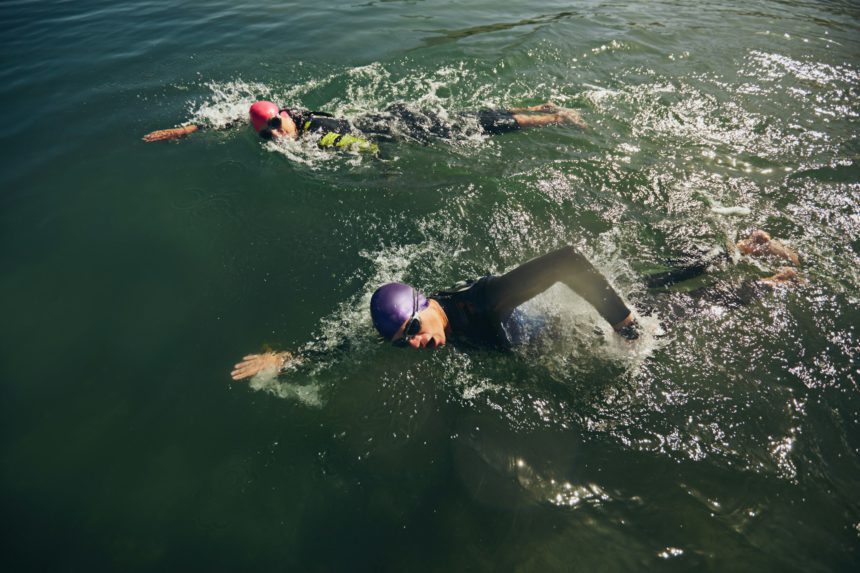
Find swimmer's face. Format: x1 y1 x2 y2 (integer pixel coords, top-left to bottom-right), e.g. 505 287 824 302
258 111 294 140
392 300 448 350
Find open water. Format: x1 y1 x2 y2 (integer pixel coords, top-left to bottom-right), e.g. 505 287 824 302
1 0 859 571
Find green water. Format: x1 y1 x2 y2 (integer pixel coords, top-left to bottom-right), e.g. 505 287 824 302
2 0 859 570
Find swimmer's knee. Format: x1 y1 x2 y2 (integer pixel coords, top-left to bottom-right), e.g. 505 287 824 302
554 245 590 265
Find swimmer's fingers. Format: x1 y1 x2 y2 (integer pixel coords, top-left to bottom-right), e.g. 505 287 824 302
230 352 293 380
230 353 271 380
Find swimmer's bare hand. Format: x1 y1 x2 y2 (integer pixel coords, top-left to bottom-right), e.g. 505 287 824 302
142 124 199 142
231 351 293 381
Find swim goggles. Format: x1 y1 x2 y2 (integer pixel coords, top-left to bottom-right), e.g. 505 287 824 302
393 288 422 347
258 110 291 139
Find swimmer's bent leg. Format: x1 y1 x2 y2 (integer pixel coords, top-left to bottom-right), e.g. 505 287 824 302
644 249 731 288
486 246 632 327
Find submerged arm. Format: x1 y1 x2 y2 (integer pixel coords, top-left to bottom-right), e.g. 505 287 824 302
485 246 633 330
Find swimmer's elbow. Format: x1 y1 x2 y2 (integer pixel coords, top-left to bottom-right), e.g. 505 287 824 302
557 245 588 263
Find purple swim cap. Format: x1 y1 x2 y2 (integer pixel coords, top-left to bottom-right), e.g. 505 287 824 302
370 282 428 340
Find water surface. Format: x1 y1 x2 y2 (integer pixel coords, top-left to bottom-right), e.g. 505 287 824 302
1 0 858 570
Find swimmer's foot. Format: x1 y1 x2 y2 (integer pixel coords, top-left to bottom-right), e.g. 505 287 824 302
510 101 560 113
737 229 800 265
530 101 560 112
759 266 798 286
511 106 587 129
766 239 800 266
736 229 772 257
555 108 588 129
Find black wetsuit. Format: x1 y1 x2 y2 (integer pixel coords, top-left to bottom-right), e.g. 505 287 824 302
354 104 521 143
267 103 522 153
285 104 519 144
430 246 632 349
286 108 352 136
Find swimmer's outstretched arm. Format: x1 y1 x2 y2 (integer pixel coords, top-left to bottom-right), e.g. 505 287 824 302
142 124 200 142
486 246 636 335
231 351 297 381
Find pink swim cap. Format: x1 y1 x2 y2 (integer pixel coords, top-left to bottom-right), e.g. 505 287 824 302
249 101 280 132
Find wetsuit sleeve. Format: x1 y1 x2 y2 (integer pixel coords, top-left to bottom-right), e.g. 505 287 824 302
484 246 632 327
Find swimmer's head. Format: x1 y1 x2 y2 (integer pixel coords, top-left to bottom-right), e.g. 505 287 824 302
370 282 428 342
249 101 285 137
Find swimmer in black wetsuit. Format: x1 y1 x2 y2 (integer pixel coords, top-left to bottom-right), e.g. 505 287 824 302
229 230 800 380
230 245 639 380
142 100 587 148
350 102 586 144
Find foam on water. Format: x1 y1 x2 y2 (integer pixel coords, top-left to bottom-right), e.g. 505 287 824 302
187 79 272 129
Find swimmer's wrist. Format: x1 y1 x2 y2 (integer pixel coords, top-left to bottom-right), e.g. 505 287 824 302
613 313 641 341
612 313 635 331
277 351 297 372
